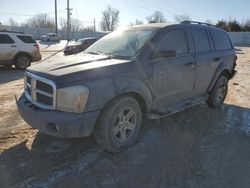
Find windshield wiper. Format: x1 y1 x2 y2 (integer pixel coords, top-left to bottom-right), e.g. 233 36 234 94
86 51 130 59
86 51 116 58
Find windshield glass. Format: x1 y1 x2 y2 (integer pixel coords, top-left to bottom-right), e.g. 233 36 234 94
85 28 157 58
76 39 84 45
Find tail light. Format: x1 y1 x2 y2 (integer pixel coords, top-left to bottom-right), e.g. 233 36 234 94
34 43 40 51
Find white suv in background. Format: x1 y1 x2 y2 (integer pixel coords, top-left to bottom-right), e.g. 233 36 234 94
0 31 41 69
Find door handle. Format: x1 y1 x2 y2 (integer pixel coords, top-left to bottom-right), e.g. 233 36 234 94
214 57 220 61
11 45 17 47
185 62 195 66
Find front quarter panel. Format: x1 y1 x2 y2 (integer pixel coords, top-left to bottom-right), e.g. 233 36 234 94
84 76 154 112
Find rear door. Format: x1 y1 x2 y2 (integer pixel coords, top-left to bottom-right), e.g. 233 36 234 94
153 28 196 109
16 35 39 55
191 28 216 94
211 30 235 74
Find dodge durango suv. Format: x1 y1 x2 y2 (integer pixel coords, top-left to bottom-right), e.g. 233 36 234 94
16 21 237 152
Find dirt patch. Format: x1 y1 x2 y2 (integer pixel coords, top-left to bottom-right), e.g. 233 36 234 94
0 47 250 188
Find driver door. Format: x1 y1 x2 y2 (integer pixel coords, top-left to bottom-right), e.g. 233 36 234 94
153 28 196 109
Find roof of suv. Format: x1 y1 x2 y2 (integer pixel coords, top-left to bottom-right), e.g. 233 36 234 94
0 30 25 34
128 21 225 32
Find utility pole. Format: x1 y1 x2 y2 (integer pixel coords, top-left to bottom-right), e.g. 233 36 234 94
66 0 72 41
44 14 47 28
93 18 96 32
55 0 57 33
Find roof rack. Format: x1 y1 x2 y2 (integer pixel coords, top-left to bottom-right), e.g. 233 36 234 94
0 30 25 34
180 20 216 27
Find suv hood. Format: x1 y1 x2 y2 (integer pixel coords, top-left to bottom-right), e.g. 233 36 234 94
27 53 131 87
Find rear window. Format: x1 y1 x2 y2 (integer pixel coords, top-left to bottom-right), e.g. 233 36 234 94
0 34 15 44
191 29 211 53
213 30 232 50
17 35 36 43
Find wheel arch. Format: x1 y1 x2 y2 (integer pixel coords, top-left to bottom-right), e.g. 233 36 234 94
13 51 32 63
206 62 231 92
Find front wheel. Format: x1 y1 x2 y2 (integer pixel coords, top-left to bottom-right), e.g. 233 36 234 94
94 96 142 153
207 75 228 107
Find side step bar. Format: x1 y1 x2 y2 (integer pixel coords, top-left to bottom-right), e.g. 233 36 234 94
145 94 209 120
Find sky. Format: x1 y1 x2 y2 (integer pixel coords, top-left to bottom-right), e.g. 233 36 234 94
1 0 250 30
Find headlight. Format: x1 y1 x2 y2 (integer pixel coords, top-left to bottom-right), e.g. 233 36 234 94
56 85 89 113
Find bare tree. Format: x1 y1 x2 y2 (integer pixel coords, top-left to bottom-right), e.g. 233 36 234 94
174 14 191 23
60 18 83 31
26 14 55 29
129 19 144 26
146 11 166 23
100 5 119 31
83 26 95 32
8 18 19 26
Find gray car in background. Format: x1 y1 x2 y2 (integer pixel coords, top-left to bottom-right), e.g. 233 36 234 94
17 21 237 152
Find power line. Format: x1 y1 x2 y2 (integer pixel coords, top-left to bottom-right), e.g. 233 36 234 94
0 12 35 17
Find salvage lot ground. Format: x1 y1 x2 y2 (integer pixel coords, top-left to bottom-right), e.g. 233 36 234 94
0 42 250 188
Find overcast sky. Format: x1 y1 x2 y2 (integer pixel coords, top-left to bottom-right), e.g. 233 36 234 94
1 0 250 30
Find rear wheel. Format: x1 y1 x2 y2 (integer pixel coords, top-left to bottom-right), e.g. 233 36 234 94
94 96 142 153
14 55 31 70
207 75 228 107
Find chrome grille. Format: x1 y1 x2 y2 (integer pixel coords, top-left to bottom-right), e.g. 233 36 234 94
24 72 56 110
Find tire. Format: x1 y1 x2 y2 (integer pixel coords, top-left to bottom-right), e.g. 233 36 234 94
207 75 228 108
14 55 31 70
94 95 142 153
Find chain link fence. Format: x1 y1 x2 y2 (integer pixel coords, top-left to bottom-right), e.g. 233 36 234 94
0 25 106 40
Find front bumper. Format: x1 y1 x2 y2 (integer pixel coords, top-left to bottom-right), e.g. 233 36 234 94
16 93 100 138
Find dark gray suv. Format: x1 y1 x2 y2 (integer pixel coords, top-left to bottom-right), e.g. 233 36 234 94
16 21 237 152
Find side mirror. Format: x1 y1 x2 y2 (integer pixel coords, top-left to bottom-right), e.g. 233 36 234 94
154 50 176 59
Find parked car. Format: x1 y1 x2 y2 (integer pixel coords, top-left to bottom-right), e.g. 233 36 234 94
64 37 98 55
0 31 41 69
16 21 237 152
41 33 61 42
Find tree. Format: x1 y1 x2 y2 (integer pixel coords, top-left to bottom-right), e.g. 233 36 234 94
26 14 55 29
8 18 18 26
146 11 166 23
60 18 83 31
100 5 119 31
216 20 228 31
83 26 95 32
174 14 191 23
242 19 250 31
228 19 241 32
129 19 144 26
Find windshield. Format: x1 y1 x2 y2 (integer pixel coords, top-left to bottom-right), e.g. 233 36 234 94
85 28 157 58
76 39 84 45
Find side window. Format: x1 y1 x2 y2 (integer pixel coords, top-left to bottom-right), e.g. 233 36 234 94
0 34 15 44
157 29 189 55
213 30 232 50
191 29 211 53
17 35 36 43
